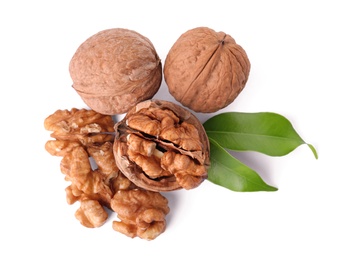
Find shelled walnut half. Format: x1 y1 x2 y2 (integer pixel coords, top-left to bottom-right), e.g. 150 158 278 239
113 99 210 192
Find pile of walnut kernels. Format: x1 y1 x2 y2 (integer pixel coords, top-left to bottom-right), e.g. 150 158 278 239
44 108 170 240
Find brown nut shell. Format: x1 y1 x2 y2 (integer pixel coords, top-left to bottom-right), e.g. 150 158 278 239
163 27 250 113
69 28 162 115
113 99 210 192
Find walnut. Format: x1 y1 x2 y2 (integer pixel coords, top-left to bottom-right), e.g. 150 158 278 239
75 199 109 228
113 99 210 192
45 108 120 227
60 146 114 208
69 28 162 115
45 108 171 239
87 142 118 177
164 27 251 113
44 108 118 207
45 140 81 157
110 189 169 240
65 184 83 205
44 108 115 148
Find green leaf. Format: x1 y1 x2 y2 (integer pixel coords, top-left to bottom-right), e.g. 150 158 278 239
203 112 318 159
207 138 278 192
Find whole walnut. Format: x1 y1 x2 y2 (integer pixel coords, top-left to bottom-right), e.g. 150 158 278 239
163 27 250 113
69 28 162 115
113 99 210 192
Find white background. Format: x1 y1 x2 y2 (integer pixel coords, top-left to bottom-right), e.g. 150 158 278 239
1 1 344 259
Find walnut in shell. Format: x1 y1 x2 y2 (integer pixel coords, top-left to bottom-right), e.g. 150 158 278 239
163 27 250 113
69 28 162 115
113 99 210 192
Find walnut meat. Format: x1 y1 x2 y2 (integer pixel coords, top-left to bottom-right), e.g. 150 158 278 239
60 145 115 208
69 28 162 115
45 108 118 226
44 108 115 149
44 108 171 239
111 189 169 240
113 99 210 192
75 199 109 228
164 27 251 113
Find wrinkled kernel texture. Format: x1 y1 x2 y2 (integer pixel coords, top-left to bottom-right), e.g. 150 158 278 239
118 104 208 190
44 108 169 240
111 189 169 240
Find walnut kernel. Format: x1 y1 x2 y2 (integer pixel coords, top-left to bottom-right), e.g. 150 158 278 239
45 108 169 239
113 99 210 192
111 189 169 240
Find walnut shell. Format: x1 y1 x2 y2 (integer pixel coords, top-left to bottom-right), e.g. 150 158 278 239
113 99 210 192
69 28 162 115
163 27 250 113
